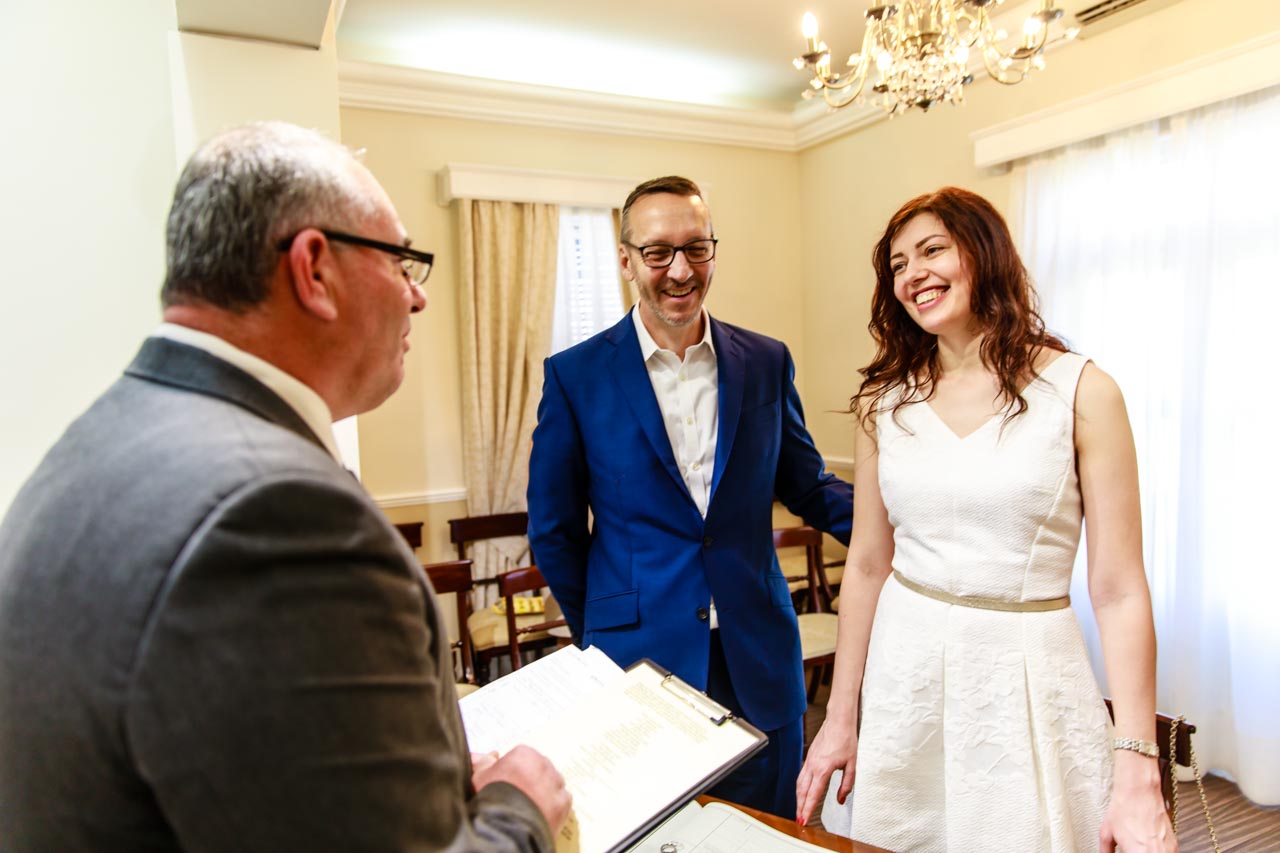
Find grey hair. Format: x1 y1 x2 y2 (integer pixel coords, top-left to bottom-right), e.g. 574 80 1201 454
161 121 378 311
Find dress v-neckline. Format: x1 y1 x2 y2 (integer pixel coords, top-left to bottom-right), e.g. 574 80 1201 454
922 402 999 441
920 352 1070 441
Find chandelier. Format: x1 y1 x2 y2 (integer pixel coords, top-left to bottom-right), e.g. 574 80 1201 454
793 1 1079 114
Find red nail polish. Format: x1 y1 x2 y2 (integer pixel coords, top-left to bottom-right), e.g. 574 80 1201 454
798 818 806 827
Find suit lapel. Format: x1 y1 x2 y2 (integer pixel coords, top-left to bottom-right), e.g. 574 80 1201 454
125 337 328 452
709 318 744 505
605 314 692 500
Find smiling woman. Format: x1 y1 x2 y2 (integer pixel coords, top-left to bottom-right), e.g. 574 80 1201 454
797 187 1174 851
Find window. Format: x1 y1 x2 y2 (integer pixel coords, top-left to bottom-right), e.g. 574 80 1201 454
1015 83 1280 800
550 206 625 355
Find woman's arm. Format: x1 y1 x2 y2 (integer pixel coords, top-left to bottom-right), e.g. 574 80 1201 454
1076 362 1176 852
794 417 896 824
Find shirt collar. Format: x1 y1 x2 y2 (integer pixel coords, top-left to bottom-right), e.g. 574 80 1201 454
630 304 716 362
152 323 343 463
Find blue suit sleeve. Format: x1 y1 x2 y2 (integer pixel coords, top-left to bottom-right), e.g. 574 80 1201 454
526 358 590 641
773 345 854 545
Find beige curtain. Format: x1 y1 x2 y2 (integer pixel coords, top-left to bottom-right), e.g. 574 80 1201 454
613 208 637 307
457 199 559 604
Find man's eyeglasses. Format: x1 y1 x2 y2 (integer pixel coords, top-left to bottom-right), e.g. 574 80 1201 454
624 238 718 269
277 229 433 286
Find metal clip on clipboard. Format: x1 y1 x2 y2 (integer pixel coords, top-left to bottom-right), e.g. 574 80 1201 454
659 673 733 726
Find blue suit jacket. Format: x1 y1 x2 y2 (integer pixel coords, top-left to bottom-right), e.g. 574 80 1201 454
527 312 852 731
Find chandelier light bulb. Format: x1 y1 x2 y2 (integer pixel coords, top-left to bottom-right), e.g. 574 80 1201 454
802 12 819 40
1023 16 1045 35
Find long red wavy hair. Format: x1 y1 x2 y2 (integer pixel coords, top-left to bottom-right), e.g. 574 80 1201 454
851 186 1066 430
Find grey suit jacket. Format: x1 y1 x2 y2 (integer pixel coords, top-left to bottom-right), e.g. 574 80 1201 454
0 338 550 852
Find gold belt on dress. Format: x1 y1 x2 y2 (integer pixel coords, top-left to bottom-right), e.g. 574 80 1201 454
892 570 1070 613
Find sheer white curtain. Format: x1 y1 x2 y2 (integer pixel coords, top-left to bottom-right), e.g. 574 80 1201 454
551 206 625 355
1014 85 1280 804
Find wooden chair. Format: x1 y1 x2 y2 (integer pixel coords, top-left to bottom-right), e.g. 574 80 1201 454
447 512 529 562
774 526 838 703
421 559 481 698
1103 698 1197 816
495 565 567 671
446 511 537 682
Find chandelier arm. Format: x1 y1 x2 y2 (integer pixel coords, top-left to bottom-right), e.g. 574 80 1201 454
822 83 865 109
980 47 1027 86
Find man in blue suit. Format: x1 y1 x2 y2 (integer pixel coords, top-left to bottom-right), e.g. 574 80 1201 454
527 176 853 817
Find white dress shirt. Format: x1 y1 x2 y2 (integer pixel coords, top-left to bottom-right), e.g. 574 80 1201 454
631 305 718 518
153 323 343 463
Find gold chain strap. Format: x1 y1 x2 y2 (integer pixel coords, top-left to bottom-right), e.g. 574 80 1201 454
1168 715 1221 853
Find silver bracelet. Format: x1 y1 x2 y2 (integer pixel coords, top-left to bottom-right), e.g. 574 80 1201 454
1112 736 1159 758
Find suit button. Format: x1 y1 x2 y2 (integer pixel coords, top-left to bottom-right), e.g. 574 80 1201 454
696 607 710 621
702 536 714 548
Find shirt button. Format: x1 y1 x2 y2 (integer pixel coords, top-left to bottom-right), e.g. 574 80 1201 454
686 416 693 425
696 607 710 621
692 462 701 471
703 536 714 548
679 373 686 381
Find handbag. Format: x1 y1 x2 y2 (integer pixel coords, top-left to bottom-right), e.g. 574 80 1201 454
1168 715 1221 852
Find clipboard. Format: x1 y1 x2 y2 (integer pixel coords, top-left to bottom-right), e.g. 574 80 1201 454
604 659 767 853
458 645 767 853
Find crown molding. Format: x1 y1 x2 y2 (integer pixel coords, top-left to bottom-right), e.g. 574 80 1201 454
339 60 808 151
971 30 1280 168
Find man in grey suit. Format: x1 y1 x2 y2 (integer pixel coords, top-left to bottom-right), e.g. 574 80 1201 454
0 121 569 851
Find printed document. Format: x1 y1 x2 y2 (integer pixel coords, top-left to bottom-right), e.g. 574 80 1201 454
458 645 765 853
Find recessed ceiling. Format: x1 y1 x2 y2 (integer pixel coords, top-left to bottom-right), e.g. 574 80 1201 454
335 0 870 113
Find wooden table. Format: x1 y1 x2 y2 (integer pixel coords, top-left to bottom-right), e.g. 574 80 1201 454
695 795 890 852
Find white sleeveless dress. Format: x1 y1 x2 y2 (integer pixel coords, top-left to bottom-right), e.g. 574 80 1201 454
823 352 1113 851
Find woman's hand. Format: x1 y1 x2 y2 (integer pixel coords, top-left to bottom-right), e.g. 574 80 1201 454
1099 752 1178 852
794 713 858 826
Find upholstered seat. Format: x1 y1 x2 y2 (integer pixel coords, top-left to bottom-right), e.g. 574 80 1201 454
774 526 838 702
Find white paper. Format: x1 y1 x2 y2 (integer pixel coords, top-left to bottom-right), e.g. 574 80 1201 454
629 801 830 853
460 645 624 754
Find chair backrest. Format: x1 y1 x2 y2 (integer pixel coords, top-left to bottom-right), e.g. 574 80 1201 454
773 526 831 612
423 559 477 686
447 512 530 562
496 565 565 671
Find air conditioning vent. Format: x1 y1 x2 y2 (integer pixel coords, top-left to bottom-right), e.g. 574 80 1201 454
1062 0 1185 37
1075 0 1147 26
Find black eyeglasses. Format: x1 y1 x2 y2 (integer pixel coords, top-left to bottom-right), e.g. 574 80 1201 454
623 238 718 269
277 229 433 286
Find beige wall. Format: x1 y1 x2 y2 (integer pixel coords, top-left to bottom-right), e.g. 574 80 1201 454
341 109 811 553
0 1 178 512
797 0 1280 457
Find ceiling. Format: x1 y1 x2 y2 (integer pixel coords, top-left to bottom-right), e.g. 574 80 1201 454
334 0 870 113
174 0 1183 123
